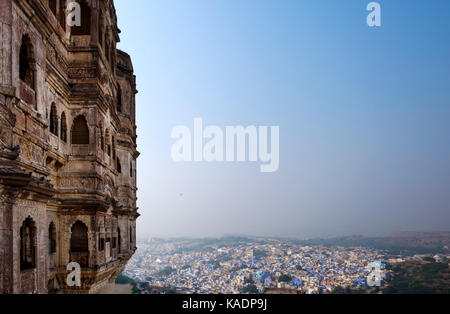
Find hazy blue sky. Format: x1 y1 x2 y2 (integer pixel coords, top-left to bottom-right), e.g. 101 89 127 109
114 0 450 239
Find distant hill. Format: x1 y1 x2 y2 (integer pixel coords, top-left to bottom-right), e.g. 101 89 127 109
293 232 450 255
140 233 450 256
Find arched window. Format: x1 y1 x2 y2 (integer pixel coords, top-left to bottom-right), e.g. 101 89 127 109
71 115 89 144
50 103 58 136
48 0 57 16
117 157 121 173
98 227 105 252
59 0 66 31
49 222 56 254
129 226 133 244
19 35 34 89
112 228 117 249
60 112 67 142
130 160 133 177
117 86 122 113
70 221 88 253
20 217 36 271
105 128 111 156
71 0 91 36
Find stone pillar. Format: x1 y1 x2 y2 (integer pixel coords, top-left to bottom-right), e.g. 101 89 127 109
91 0 99 46
0 188 16 293
0 0 13 87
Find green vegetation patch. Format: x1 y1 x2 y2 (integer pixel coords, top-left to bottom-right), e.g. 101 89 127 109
383 261 450 294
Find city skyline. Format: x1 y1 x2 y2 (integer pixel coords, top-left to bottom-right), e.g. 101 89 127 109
124 234 449 294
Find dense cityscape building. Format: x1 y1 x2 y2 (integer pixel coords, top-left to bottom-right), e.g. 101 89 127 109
124 238 400 294
0 0 139 294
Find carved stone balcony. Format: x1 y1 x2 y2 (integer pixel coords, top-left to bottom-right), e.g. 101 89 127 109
70 252 89 268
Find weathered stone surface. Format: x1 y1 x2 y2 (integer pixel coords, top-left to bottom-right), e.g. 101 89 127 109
0 0 139 294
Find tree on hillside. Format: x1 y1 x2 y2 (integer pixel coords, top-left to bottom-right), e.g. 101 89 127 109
278 274 292 283
243 284 259 294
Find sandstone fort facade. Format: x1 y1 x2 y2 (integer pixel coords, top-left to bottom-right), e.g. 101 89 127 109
0 0 139 293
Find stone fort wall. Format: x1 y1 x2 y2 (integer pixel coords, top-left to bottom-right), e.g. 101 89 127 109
0 0 139 294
